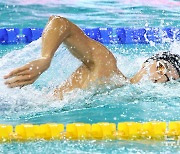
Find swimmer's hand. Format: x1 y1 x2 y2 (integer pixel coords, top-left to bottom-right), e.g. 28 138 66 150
4 57 51 88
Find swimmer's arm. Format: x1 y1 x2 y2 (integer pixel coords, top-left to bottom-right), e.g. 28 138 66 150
3 16 71 84
41 15 96 68
4 15 118 88
40 16 71 61
3 16 96 88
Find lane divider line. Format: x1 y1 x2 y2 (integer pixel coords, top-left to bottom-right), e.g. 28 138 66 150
0 28 180 45
0 121 179 141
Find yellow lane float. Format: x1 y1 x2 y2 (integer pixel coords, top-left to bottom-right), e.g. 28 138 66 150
0 121 179 142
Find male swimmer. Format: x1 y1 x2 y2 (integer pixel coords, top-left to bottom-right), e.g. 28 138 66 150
3 16 180 99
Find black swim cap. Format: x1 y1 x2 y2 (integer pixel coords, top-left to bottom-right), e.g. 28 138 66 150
145 52 180 77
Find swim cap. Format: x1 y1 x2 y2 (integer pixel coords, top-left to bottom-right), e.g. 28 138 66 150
145 52 180 77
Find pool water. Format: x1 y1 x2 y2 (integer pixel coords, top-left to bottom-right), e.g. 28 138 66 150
0 0 180 153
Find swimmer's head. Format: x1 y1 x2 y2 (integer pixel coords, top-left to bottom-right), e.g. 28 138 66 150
131 52 180 83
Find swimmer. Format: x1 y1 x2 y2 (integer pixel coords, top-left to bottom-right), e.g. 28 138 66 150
3 16 180 99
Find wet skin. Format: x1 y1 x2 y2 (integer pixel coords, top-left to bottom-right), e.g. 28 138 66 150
3 16 180 99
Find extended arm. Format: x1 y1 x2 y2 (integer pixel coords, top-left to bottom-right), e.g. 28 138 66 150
4 15 115 88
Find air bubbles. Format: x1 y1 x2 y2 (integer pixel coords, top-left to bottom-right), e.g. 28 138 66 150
145 23 149 27
113 117 117 120
120 114 126 118
160 19 165 26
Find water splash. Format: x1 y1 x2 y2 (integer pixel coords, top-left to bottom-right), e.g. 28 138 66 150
0 37 180 124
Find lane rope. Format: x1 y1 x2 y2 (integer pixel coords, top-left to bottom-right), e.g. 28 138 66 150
0 121 179 141
0 28 180 44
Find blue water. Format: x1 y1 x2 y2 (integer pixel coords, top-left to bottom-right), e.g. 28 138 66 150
0 0 180 153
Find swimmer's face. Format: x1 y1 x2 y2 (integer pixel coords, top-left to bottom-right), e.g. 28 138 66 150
142 60 179 83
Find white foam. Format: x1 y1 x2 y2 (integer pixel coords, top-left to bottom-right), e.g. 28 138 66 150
169 41 180 55
0 38 82 118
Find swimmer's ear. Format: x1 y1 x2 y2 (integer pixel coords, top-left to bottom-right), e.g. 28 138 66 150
156 61 166 75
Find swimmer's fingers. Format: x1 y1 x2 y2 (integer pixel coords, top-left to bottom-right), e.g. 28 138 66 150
15 70 31 76
4 75 34 86
4 65 29 79
6 80 34 88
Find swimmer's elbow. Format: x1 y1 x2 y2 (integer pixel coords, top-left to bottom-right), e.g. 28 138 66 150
49 15 69 24
47 15 71 34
